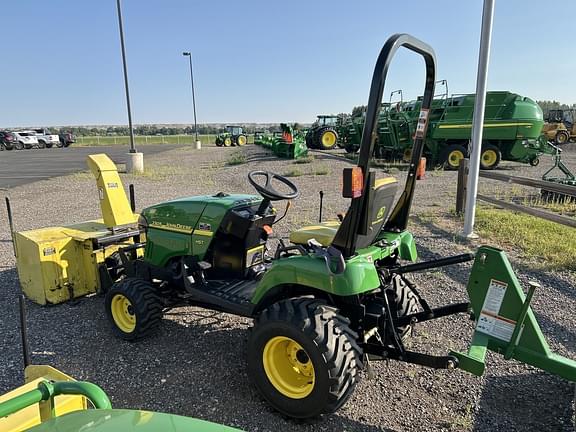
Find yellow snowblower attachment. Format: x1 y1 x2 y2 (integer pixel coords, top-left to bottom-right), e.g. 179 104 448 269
13 154 141 305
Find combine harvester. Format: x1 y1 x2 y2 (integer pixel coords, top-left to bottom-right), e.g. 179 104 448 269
7 34 576 422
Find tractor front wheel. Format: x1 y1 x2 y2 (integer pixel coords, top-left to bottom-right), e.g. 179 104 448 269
317 128 338 150
223 137 232 147
247 298 362 419
105 278 163 341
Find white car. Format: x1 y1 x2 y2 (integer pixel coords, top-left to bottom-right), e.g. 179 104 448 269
13 131 39 150
31 128 60 148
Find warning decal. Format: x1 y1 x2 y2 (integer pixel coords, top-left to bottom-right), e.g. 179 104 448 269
414 109 429 139
475 279 516 342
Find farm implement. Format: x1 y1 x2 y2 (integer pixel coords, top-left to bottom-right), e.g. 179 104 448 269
341 88 554 170
254 123 307 159
541 144 576 201
9 34 576 420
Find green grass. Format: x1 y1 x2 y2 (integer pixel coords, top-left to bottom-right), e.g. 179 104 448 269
283 168 304 177
314 166 331 176
74 134 255 147
475 207 576 271
226 151 247 166
293 155 315 164
131 164 180 180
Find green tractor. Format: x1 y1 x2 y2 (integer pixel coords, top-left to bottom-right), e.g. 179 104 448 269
215 126 248 147
101 34 575 419
305 115 340 150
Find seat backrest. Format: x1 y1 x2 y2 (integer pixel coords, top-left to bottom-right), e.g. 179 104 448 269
333 176 398 251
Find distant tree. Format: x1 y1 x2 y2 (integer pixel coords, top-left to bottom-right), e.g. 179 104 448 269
352 105 367 118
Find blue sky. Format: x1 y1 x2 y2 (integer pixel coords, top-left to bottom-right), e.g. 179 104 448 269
1 1 574 127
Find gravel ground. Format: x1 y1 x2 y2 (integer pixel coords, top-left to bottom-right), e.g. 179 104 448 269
0 144 574 431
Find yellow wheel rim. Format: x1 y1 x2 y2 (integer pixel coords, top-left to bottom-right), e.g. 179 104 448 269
557 132 567 143
224 137 232 147
447 149 464 168
481 149 497 167
263 336 315 399
237 136 247 146
111 294 136 333
321 131 337 148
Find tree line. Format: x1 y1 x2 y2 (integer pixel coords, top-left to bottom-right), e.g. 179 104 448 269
52 124 285 137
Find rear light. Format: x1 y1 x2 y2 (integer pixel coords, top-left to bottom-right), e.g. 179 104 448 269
342 167 364 198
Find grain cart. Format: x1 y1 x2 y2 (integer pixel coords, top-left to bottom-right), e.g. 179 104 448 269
305 115 340 150
97 34 575 419
215 125 248 147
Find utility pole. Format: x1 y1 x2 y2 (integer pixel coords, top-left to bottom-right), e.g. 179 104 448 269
116 0 143 172
463 0 496 238
182 51 200 148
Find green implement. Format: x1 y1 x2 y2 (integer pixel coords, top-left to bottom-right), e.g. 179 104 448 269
452 246 576 382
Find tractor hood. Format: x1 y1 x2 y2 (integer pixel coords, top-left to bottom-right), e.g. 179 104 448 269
141 193 262 235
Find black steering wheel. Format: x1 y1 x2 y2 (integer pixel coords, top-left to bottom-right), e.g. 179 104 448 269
248 171 299 201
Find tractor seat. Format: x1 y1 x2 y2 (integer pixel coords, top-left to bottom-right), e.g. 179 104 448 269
290 176 398 247
289 220 340 247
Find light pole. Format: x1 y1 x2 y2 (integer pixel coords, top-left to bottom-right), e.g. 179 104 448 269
182 52 199 145
116 0 143 172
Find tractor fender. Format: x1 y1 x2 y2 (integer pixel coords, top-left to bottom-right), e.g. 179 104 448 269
251 254 380 308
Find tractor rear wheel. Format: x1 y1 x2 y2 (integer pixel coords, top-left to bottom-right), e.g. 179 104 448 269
317 128 338 150
480 144 501 170
392 275 421 340
105 278 163 341
247 298 362 419
555 130 569 145
236 134 247 146
442 144 467 170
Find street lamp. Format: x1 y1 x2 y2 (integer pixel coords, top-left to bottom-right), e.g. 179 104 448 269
182 51 199 145
116 0 136 154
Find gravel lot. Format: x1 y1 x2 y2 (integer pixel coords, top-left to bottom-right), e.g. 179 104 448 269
0 144 574 431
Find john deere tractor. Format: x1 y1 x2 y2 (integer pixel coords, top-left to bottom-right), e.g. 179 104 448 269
99 34 575 419
305 115 340 150
215 126 248 147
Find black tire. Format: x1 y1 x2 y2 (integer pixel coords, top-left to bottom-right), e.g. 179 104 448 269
392 275 421 340
529 157 540 167
14 141 25 150
247 298 362 419
56 140 64 148
37 140 46 149
480 143 501 170
555 130 569 145
316 127 338 150
441 143 467 170
4 143 13 150
104 278 163 341
344 142 359 154
305 130 314 148
45 143 53 148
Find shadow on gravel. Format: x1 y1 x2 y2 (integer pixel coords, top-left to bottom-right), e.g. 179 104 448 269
474 372 575 431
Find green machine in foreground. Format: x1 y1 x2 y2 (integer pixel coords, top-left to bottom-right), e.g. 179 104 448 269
91 34 575 420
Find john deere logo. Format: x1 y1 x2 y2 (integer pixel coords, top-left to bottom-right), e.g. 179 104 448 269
376 206 386 219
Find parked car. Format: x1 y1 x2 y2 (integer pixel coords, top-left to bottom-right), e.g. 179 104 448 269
13 131 39 150
0 131 17 150
31 128 60 148
58 131 76 147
